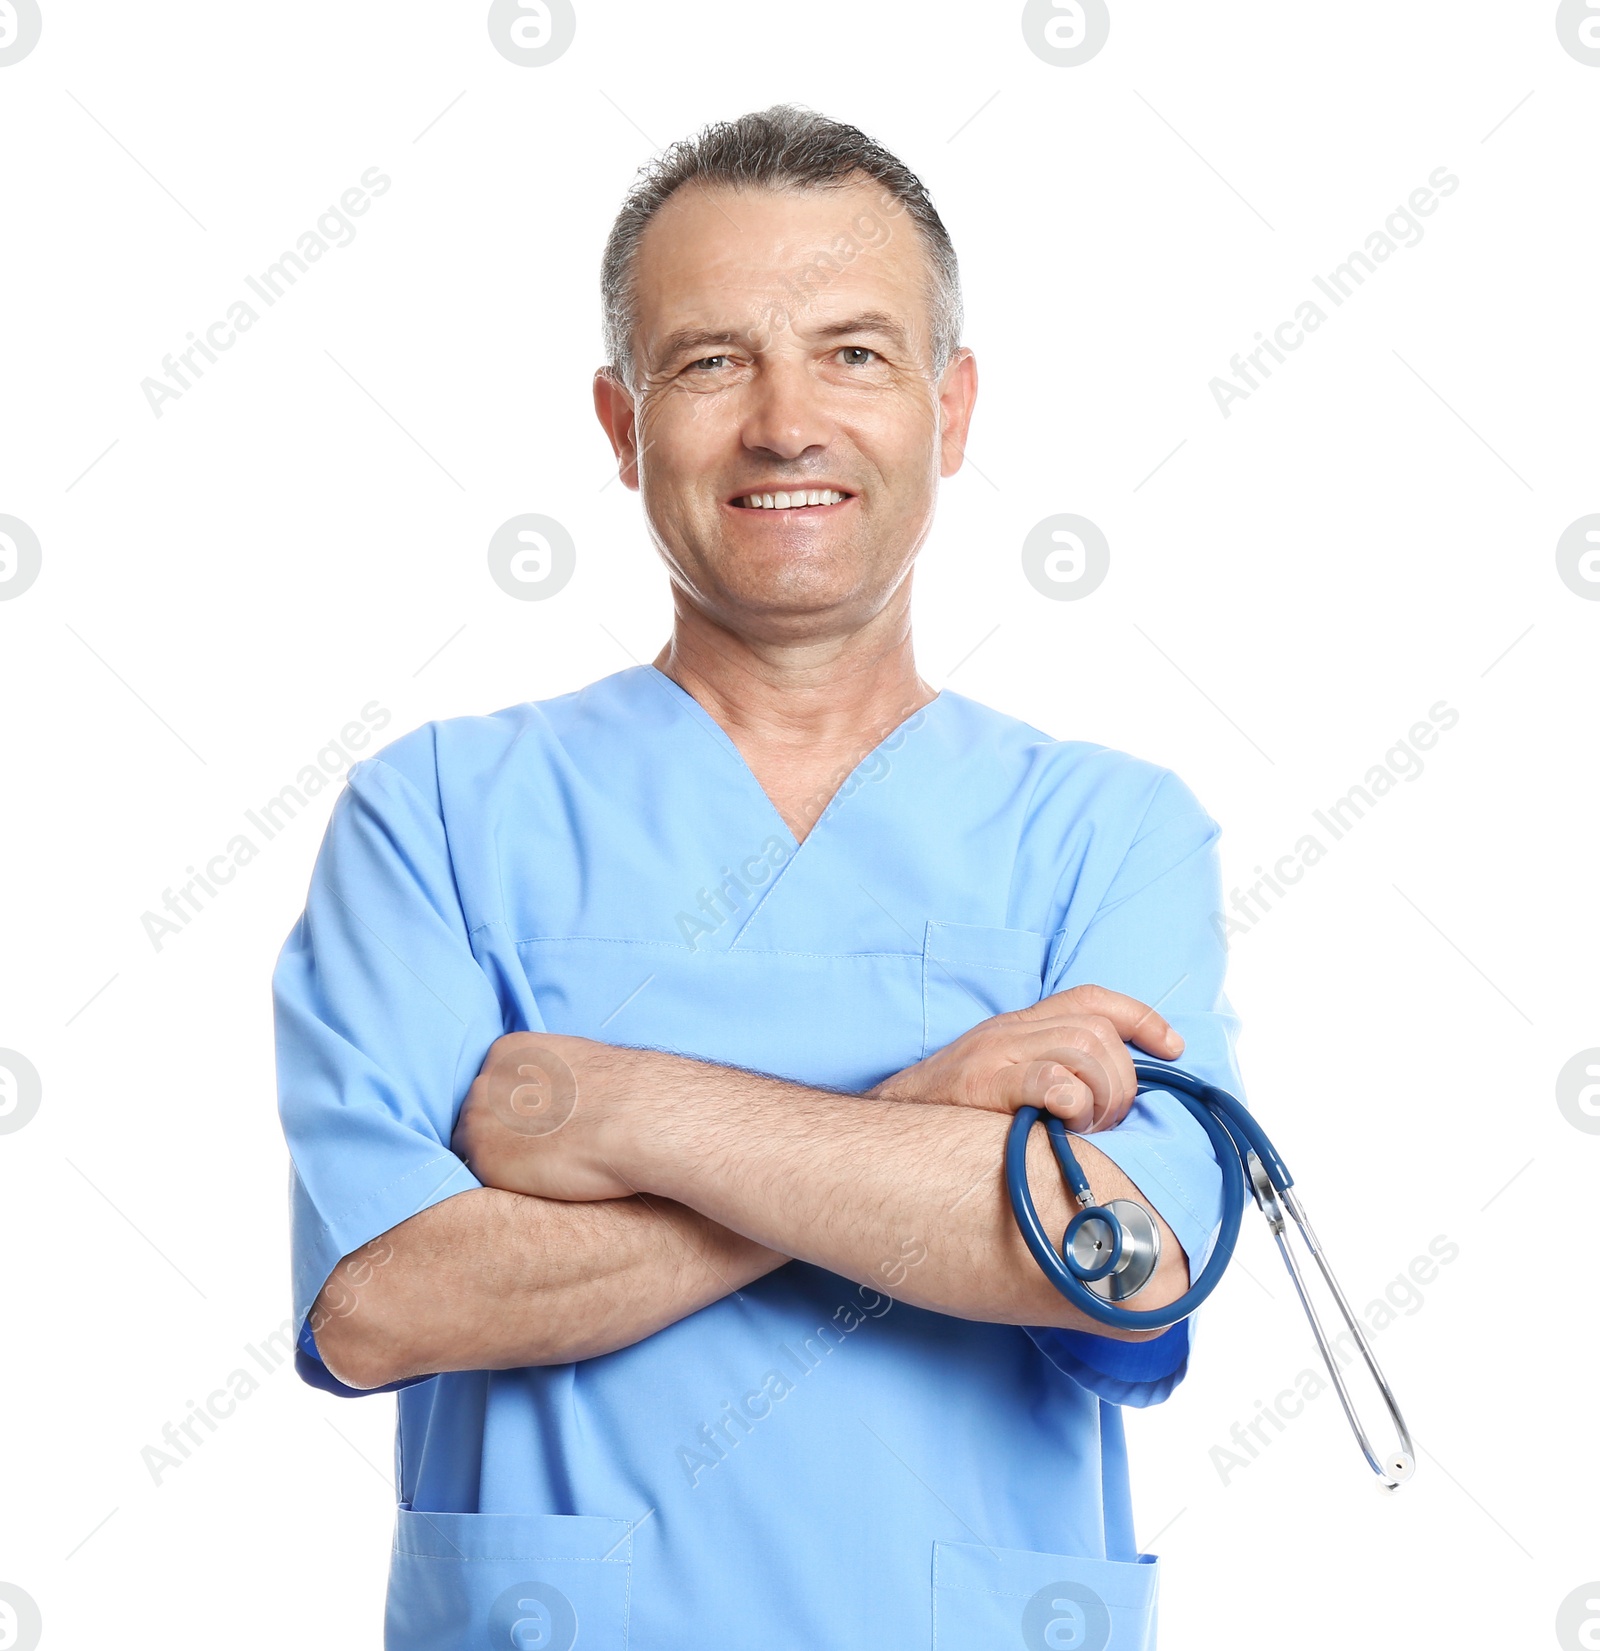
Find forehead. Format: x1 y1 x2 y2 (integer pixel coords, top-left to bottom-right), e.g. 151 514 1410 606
630 177 934 357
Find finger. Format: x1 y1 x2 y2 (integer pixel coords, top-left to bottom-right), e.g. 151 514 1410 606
1046 1046 1121 1130
993 1060 1096 1126
1021 984 1184 1059
995 1026 1127 1128
496 1053 579 1138
486 1029 537 1072
1078 1014 1139 1127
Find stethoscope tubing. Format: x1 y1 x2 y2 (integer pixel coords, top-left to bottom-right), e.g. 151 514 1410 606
1006 1058 1417 1487
1006 1062 1272 1332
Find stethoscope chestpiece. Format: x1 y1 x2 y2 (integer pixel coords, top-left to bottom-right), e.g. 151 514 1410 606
1010 1063 1419 1489
1063 1205 1123 1282
1071 1198 1161 1302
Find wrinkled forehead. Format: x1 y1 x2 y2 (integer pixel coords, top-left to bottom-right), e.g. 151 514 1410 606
629 178 937 371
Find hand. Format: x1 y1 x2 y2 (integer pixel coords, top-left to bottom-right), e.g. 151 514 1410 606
451 1032 644 1201
868 984 1183 1131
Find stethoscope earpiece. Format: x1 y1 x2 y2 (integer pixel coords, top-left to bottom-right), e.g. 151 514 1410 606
1008 1061 1416 1490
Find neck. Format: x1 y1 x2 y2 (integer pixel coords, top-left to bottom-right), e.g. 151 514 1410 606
651 584 938 841
653 585 935 752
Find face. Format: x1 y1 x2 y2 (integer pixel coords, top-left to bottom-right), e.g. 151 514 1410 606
594 177 977 645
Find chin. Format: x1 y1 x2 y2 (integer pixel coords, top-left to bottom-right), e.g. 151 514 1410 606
716 575 888 640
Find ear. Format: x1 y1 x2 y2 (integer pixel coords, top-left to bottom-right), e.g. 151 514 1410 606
937 348 979 479
593 368 641 491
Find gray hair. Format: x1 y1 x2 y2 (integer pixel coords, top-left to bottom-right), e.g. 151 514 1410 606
599 103 963 390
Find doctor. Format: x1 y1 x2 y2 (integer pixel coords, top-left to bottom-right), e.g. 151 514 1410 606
274 104 1239 1650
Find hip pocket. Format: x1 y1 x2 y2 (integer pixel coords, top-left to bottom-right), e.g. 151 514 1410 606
922 921 1050 1059
386 1508 633 1651
932 1539 1159 1650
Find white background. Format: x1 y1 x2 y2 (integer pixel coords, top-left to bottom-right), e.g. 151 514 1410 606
1 2 1595 1646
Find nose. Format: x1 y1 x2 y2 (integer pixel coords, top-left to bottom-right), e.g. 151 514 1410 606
738 350 835 463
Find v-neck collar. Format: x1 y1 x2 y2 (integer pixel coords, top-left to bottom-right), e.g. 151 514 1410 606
636 663 945 852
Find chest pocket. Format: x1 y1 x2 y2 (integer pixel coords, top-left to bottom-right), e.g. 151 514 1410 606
922 920 1050 1059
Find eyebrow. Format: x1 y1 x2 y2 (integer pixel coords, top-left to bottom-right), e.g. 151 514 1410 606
806 311 911 349
651 310 912 366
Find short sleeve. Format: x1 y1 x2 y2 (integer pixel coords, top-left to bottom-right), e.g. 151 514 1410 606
272 753 506 1393
1024 769 1242 1407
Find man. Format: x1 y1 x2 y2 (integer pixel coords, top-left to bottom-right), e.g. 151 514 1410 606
274 105 1239 1651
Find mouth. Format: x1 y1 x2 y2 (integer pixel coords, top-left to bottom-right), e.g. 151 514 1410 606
726 486 855 515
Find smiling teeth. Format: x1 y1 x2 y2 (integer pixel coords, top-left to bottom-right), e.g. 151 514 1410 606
737 489 847 509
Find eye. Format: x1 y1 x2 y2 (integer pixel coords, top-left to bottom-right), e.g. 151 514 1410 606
686 355 732 372
836 346 879 366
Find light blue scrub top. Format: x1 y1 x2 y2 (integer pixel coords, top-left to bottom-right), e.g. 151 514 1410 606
272 665 1239 1651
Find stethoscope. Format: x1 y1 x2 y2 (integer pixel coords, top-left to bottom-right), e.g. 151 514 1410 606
1006 1061 1416 1489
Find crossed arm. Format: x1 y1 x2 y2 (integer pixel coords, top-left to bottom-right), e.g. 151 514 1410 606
312 987 1194 1391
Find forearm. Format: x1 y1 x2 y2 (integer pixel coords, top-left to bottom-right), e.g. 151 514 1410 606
607 1059 1190 1339
312 1186 785 1389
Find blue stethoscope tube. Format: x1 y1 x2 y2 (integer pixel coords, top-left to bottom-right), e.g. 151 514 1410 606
1006 1060 1417 1488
